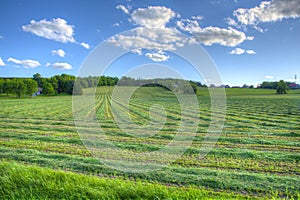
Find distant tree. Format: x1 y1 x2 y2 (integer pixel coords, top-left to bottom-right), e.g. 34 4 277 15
189 81 198 94
0 79 4 94
72 81 83 95
242 84 249 88
33 73 43 87
48 77 58 94
261 81 278 89
276 80 289 94
3 79 13 95
42 83 55 95
78 78 88 88
12 79 26 98
65 80 74 94
64 80 83 95
24 79 38 97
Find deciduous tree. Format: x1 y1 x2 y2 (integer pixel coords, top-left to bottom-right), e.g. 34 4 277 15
276 80 288 94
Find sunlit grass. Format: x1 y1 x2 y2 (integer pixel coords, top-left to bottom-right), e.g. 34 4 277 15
0 87 299 198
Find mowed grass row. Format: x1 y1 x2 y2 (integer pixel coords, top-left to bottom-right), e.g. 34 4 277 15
0 86 299 198
0 161 253 200
0 147 299 199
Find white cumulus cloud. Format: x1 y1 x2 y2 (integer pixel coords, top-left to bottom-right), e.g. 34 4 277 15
51 62 72 70
226 17 239 27
233 0 300 26
0 57 5 66
22 18 75 43
246 50 256 54
176 19 202 32
230 48 245 55
52 49 66 57
7 57 40 69
195 26 252 47
80 42 90 49
113 23 120 27
145 51 170 62
230 48 256 55
109 5 256 62
131 6 176 28
109 27 183 52
191 15 204 20
131 48 142 55
177 19 254 47
177 19 253 47
116 5 130 14
108 27 184 62
265 75 274 79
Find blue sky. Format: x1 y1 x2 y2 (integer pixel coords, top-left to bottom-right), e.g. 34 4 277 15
0 0 299 86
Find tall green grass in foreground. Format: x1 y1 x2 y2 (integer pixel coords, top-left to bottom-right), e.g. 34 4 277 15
0 161 252 199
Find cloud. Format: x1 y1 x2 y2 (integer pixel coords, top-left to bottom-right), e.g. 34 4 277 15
0 35 3 39
131 6 176 28
7 57 40 69
246 50 256 54
113 23 120 27
177 19 253 46
109 27 183 52
191 15 204 20
109 5 255 62
145 51 170 62
230 48 245 55
131 48 142 55
0 57 5 66
80 42 90 49
177 19 253 47
108 27 184 62
51 62 72 70
22 18 75 43
116 5 130 14
226 17 239 27
176 19 202 32
233 0 300 26
230 48 256 55
52 49 66 57
265 75 274 79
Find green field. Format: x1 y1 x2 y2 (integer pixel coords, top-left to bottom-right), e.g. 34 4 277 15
0 87 299 199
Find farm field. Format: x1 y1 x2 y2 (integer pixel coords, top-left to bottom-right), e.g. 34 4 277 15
0 87 299 199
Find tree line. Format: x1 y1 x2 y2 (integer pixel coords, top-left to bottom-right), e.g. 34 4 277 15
0 73 81 97
0 74 203 97
258 80 290 94
117 76 201 94
2 73 292 98
0 78 38 98
0 73 120 98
